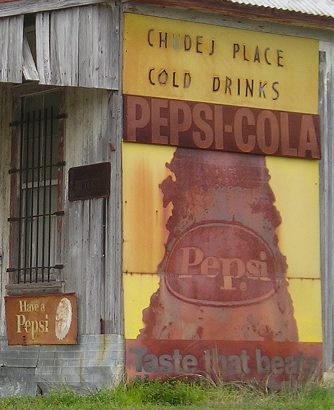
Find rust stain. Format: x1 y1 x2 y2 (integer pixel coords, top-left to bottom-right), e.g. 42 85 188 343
97 334 110 365
138 149 298 342
79 352 84 384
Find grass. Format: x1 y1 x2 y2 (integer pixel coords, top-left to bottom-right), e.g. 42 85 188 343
1 379 334 409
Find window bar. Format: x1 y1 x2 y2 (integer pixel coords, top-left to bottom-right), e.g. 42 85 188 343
16 104 25 284
9 211 62 221
23 111 31 283
41 107 48 282
11 163 61 173
35 109 42 282
29 110 36 282
47 107 54 281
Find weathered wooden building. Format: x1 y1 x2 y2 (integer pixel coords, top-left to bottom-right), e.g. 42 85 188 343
0 0 333 395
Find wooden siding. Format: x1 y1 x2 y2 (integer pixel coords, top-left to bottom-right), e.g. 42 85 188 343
0 16 23 83
35 5 115 89
63 87 122 335
0 84 12 337
0 4 115 90
0 85 123 338
0 1 122 339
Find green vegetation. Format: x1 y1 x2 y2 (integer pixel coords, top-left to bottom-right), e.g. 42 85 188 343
1 380 334 409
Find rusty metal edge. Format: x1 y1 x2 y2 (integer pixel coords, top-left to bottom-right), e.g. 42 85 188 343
123 0 334 30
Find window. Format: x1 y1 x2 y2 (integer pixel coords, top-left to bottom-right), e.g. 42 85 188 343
8 91 65 287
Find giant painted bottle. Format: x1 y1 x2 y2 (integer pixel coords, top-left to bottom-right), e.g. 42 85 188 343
139 149 298 342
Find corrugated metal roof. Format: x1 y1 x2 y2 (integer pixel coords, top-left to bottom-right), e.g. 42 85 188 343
226 0 334 18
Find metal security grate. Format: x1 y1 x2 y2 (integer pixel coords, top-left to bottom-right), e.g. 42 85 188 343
8 92 64 284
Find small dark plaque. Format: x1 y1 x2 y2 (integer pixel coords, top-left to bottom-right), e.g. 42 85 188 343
68 162 111 201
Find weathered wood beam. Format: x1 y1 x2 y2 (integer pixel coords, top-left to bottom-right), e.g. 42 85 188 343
0 0 108 18
123 0 334 30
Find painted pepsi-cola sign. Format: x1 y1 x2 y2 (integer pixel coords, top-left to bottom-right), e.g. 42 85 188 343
123 14 322 387
124 95 321 159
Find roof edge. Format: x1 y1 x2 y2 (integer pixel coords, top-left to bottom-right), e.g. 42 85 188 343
123 0 334 31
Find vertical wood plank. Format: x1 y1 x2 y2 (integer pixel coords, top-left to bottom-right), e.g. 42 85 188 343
0 85 13 336
319 42 334 370
104 91 123 335
110 1 119 91
0 18 10 82
78 6 95 88
78 5 113 89
36 12 51 85
102 3 122 334
0 15 24 83
50 8 79 86
97 5 114 89
8 15 24 83
85 199 104 334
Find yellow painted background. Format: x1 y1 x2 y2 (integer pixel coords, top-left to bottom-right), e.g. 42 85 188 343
123 143 321 343
123 13 319 114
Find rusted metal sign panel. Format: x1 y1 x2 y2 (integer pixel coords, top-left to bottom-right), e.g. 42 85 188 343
122 13 322 387
124 95 320 159
68 162 111 201
122 146 322 385
5 293 77 345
